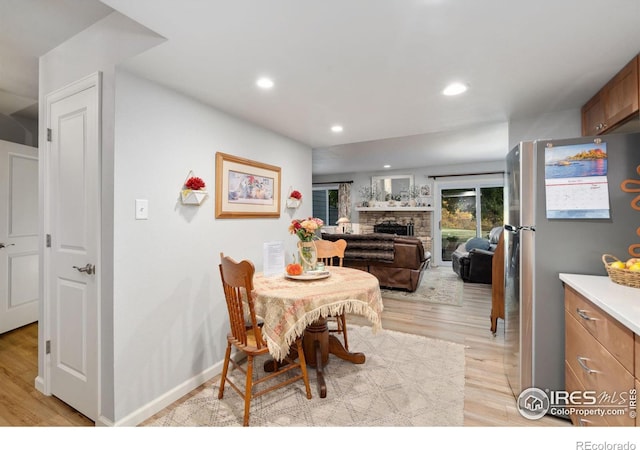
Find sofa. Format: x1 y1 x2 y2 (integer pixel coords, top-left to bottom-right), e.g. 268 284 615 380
321 233 431 292
451 226 503 284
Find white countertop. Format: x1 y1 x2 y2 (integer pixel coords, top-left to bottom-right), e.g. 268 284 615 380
559 273 640 335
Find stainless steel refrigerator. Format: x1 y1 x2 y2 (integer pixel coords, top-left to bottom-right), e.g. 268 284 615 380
503 132 640 414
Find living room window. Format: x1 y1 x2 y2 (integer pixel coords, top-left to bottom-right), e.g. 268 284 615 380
312 187 339 227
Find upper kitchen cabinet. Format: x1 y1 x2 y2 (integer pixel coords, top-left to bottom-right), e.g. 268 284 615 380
581 54 639 136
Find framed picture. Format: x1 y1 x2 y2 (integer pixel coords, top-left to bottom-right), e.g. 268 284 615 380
420 184 431 197
215 152 281 218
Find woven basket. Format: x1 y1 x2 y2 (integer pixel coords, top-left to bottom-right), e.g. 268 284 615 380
602 254 640 289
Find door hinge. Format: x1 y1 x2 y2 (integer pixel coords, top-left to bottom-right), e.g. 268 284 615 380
46 234 51 248
47 128 52 142
46 340 51 355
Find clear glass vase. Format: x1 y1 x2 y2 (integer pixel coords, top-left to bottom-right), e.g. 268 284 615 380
298 240 317 272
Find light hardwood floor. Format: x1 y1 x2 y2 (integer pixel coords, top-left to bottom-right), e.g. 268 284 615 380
0 270 569 427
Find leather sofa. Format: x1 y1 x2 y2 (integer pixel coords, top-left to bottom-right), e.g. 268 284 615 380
321 233 431 292
451 226 503 284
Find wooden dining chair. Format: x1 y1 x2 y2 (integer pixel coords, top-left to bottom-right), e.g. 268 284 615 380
218 253 312 426
314 239 350 350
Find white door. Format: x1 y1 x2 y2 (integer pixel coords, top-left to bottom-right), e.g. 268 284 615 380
0 140 39 334
45 73 101 421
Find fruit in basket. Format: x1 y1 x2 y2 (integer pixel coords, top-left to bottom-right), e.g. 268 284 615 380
610 261 626 270
286 263 303 276
626 258 640 268
629 263 640 272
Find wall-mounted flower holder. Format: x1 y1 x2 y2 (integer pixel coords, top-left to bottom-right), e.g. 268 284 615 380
181 189 208 205
181 171 208 206
286 188 302 209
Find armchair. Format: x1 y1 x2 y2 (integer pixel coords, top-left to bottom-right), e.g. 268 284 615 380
451 226 503 284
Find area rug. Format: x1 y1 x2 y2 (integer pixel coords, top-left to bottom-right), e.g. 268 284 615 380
380 266 464 306
145 325 465 427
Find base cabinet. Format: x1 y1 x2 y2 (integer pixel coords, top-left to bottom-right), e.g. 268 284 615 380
564 285 637 426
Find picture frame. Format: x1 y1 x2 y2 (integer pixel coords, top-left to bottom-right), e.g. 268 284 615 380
420 184 432 197
215 152 281 219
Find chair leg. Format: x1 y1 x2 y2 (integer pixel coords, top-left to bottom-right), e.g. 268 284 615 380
218 342 232 399
296 339 312 399
243 355 254 427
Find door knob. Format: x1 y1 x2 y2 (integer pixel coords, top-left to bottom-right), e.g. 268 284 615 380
0 243 15 249
73 263 95 275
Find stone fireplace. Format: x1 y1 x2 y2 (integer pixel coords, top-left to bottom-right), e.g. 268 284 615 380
355 208 433 255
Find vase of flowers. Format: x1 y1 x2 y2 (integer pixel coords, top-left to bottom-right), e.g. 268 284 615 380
298 241 317 272
358 185 376 207
289 217 323 271
408 185 420 207
181 175 208 205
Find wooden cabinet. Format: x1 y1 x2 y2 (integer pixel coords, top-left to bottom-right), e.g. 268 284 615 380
581 93 606 136
581 55 639 136
490 232 504 335
564 285 636 426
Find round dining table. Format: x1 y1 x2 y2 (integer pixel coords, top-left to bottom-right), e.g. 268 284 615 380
252 266 383 398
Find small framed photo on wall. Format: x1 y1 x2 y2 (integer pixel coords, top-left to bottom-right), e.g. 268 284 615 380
420 184 431 197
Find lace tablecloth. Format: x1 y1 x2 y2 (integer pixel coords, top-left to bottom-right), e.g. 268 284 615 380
253 266 383 361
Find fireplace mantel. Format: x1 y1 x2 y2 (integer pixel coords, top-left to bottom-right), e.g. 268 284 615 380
355 207 433 254
355 207 434 212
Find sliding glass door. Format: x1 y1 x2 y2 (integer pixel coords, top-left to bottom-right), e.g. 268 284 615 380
436 181 504 265
441 188 477 261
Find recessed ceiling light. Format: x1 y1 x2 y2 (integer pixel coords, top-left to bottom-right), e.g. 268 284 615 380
443 82 468 96
383 164 391 169
331 125 343 133
256 77 274 89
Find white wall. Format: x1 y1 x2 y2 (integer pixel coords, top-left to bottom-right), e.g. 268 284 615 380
38 11 165 424
112 69 312 421
39 10 312 425
315 108 581 225
508 108 581 149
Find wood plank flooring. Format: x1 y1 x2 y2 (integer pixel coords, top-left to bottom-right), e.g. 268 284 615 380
348 278 569 427
0 322 93 426
0 270 570 427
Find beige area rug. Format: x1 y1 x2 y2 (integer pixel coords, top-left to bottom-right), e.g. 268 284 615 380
145 325 465 427
380 266 464 306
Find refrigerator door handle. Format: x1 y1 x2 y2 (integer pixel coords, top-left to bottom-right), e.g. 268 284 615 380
505 223 517 233
504 224 536 233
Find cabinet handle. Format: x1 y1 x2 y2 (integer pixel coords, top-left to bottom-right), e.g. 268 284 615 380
576 308 598 321
576 356 598 374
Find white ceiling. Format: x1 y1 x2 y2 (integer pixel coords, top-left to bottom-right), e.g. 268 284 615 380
0 0 113 119
2 0 639 175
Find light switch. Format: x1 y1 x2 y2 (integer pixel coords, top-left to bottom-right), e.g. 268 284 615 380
135 199 148 220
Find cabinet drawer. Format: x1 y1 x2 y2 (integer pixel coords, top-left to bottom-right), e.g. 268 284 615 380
565 362 611 426
565 311 635 426
636 335 640 377
565 286 634 372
